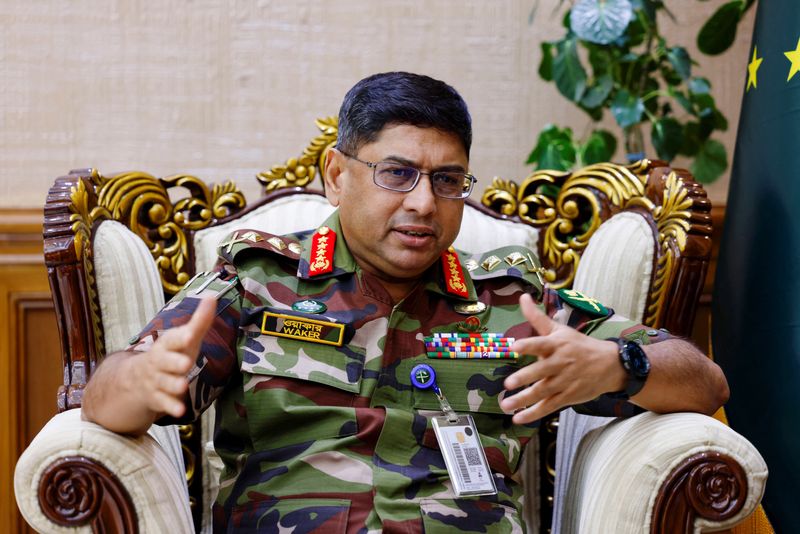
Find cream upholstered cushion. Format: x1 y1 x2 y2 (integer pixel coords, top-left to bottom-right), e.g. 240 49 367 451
92 220 190 517
93 221 166 353
455 204 538 252
559 412 768 533
194 194 337 272
573 211 654 322
14 408 193 533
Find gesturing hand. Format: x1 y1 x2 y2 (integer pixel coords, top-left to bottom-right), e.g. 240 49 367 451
132 297 217 419
500 293 624 424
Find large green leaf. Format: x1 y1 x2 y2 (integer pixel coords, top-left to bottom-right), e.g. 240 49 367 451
581 73 614 108
570 0 634 45
688 77 711 95
651 117 683 161
527 125 577 170
667 46 691 79
553 38 588 102
580 129 618 164
691 139 728 183
611 90 644 128
697 1 741 55
678 122 702 157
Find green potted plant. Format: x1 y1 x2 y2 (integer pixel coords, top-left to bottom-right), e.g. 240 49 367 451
530 0 754 183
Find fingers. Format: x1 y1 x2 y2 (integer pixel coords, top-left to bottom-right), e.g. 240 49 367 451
504 356 561 391
152 390 187 419
520 293 554 336
510 393 567 425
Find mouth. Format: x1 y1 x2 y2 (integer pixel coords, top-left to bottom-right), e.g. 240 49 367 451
392 225 437 247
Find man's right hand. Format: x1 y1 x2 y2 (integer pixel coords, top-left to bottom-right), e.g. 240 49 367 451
82 297 216 435
134 297 217 419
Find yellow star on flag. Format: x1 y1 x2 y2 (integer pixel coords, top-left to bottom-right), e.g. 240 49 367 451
784 38 800 81
747 46 763 91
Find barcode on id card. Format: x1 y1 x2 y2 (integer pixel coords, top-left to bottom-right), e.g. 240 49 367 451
453 444 471 483
463 447 482 466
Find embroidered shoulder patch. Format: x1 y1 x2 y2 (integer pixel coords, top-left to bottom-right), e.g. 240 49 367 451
557 288 609 317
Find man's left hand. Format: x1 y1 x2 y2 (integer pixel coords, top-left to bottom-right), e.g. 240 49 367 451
500 293 626 424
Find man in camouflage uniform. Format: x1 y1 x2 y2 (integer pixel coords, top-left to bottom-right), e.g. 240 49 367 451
83 72 729 533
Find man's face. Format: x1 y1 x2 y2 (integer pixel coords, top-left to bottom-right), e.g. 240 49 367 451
324 124 468 283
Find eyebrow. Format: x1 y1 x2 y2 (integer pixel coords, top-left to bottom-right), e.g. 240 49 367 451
381 154 467 173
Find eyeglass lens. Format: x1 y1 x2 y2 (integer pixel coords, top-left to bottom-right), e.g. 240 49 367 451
374 162 471 198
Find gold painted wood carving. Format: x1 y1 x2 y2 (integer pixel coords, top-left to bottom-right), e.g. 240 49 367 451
629 171 693 327
68 169 246 296
257 116 338 192
481 160 652 289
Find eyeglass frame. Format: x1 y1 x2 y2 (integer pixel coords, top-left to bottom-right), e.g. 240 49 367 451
337 149 477 199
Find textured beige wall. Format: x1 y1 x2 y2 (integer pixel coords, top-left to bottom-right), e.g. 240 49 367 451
2 1 754 208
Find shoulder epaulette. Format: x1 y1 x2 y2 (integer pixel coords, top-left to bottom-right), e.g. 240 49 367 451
465 245 544 293
543 286 612 331
217 229 303 265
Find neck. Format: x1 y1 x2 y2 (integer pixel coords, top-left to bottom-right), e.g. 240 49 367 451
380 278 420 304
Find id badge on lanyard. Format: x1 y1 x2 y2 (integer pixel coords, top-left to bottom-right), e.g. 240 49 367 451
410 363 497 497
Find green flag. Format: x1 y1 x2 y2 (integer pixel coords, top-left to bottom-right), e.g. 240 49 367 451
713 2 800 531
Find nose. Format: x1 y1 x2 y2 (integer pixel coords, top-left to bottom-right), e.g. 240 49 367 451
402 174 437 215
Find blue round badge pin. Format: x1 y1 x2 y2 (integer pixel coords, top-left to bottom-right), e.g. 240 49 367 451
410 364 437 389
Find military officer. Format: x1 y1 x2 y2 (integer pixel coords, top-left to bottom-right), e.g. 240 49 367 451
83 72 729 532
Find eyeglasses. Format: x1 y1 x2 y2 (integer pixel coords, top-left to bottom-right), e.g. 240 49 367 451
339 151 477 199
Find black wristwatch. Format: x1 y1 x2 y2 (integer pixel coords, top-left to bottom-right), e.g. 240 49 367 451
607 337 650 399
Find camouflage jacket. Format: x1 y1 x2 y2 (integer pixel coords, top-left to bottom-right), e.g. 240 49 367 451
130 210 668 533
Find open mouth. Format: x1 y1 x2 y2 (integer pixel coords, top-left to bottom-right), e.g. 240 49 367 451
397 229 433 237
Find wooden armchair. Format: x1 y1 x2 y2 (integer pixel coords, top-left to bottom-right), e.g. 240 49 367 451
15 118 767 533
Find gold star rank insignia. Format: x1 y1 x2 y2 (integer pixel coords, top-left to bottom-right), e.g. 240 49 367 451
747 46 763 91
785 37 800 82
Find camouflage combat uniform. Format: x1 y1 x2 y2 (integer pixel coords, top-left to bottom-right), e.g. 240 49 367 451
129 211 668 533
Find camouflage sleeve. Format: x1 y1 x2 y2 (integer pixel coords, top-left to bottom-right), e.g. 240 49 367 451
126 264 242 425
542 287 672 418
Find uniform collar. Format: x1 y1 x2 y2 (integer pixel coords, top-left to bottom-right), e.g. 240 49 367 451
297 212 477 302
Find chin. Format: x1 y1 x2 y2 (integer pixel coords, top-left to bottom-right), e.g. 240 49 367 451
386 253 438 278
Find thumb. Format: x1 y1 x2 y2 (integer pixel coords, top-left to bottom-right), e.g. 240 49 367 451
156 297 216 353
519 293 554 336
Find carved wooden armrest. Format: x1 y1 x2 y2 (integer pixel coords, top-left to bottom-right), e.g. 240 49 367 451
15 409 193 533
560 412 767 534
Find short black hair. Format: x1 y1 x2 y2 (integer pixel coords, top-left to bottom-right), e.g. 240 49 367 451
336 72 472 158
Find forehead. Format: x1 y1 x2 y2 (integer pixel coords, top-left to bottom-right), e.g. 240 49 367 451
360 124 469 166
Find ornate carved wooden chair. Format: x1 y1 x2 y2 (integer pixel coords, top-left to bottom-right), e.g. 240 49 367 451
15 118 767 533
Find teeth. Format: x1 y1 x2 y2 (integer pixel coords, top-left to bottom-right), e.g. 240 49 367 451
401 230 427 236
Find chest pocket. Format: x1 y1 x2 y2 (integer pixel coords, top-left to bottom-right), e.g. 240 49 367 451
238 307 364 446
408 357 521 414
240 306 363 391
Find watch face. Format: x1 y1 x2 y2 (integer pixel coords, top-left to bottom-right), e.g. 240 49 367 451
626 341 651 378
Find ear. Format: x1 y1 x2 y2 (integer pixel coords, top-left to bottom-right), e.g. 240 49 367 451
323 147 345 206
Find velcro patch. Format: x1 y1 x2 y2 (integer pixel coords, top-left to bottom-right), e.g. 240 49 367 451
556 288 609 317
260 311 345 346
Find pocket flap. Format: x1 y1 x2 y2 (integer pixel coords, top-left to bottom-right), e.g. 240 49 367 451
240 307 363 394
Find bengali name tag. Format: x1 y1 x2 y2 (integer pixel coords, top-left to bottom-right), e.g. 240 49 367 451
261 311 345 346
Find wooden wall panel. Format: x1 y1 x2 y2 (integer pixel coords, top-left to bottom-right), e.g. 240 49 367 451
0 209 61 534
